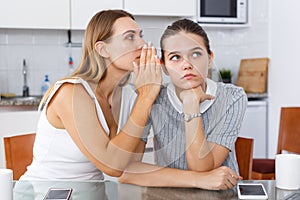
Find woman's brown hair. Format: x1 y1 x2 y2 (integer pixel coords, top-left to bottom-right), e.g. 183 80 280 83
160 18 211 62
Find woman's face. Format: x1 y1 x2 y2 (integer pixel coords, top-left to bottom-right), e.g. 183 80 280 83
163 31 213 91
105 17 146 72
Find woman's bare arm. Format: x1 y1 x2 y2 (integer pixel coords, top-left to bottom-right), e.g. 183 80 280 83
179 86 230 172
48 82 159 177
119 141 240 190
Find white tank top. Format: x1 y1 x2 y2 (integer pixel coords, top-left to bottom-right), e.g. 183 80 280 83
20 78 136 180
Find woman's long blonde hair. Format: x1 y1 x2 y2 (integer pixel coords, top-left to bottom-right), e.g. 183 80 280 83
39 10 134 110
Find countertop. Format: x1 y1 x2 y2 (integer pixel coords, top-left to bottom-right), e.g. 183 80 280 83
0 96 42 112
0 96 42 106
246 92 268 101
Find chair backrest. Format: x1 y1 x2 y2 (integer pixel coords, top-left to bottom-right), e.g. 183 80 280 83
4 133 36 180
235 136 254 180
277 107 300 154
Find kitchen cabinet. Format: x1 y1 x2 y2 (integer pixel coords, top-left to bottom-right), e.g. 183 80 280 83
0 0 196 30
124 0 196 16
239 100 268 158
0 0 69 29
71 0 123 30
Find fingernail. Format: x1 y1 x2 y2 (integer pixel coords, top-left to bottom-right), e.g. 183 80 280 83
148 41 152 46
143 44 147 49
133 61 137 68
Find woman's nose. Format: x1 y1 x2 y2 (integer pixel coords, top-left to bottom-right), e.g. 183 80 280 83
138 39 147 49
182 58 193 70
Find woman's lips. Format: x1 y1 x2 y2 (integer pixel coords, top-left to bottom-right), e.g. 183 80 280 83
183 74 196 80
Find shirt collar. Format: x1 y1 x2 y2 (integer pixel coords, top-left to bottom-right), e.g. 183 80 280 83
167 78 217 114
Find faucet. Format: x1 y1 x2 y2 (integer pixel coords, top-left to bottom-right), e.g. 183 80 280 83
22 59 29 97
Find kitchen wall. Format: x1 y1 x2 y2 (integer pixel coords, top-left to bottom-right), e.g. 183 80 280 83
0 29 84 96
0 0 268 96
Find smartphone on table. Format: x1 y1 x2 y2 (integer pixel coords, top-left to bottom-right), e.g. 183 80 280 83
237 183 268 199
43 188 73 200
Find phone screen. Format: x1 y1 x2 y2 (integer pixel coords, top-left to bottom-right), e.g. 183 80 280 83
44 188 73 200
239 184 266 195
237 183 268 199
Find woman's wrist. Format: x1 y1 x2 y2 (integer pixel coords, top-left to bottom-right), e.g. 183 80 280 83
183 101 200 114
184 112 202 122
137 94 157 105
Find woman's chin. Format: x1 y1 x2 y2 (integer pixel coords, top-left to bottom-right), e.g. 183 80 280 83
182 82 202 90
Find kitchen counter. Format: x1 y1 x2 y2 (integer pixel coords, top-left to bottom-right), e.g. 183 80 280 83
246 92 268 100
240 97 268 158
0 96 42 112
0 96 42 106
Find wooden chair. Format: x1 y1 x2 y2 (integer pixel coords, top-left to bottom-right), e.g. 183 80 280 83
235 137 254 180
252 107 300 180
4 133 36 180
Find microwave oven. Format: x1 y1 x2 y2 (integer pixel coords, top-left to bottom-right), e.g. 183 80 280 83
197 0 248 24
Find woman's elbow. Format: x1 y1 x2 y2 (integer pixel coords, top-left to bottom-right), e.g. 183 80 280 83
187 161 214 172
118 174 128 184
118 172 133 184
103 168 123 177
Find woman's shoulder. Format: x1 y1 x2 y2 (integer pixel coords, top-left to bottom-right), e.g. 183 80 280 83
47 77 94 104
55 77 88 87
216 82 247 102
154 84 168 101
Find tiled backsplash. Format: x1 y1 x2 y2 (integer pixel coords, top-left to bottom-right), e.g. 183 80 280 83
0 29 84 96
0 1 269 96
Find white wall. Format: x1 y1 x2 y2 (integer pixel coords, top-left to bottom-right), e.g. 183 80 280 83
268 0 300 157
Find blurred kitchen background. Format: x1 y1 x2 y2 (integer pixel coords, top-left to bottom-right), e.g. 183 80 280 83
0 0 299 161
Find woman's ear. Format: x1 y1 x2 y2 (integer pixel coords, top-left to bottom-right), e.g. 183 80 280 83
208 51 215 69
95 41 109 58
161 63 169 75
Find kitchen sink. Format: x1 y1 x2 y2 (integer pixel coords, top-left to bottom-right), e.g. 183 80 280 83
0 95 42 107
12 96 39 101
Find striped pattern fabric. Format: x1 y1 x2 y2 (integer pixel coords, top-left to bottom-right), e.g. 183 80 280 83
143 82 247 174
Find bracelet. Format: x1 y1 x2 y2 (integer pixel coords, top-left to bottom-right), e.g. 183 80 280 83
183 112 202 122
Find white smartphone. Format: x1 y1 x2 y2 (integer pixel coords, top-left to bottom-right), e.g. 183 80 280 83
43 188 73 200
237 183 268 199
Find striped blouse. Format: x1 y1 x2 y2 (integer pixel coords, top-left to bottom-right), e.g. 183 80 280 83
142 79 247 174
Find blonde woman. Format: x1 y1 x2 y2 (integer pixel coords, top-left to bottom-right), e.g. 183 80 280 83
20 9 162 180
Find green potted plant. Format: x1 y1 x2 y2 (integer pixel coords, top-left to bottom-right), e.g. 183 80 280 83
219 68 232 83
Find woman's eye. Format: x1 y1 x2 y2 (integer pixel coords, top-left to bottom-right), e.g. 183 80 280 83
126 34 134 40
170 55 180 61
192 52 201 58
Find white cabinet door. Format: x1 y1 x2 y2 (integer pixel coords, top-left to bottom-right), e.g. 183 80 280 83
239 101 268 158
71 0 123 30
124 0 196 16
0 0 69 29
